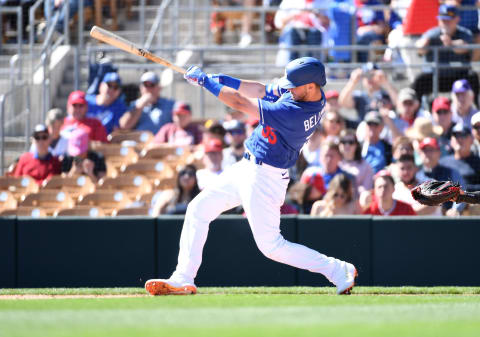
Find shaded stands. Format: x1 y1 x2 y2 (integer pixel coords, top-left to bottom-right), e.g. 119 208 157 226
0 129 204 217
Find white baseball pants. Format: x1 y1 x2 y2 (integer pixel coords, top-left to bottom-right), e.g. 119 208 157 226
172 158 347 286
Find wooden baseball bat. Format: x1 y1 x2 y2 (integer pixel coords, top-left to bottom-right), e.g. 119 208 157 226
89 26 186 74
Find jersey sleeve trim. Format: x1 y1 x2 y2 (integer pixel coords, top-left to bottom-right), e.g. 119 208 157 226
258 98 265 125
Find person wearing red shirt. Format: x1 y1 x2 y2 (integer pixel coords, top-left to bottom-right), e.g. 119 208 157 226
152 102 202 146
362 170 416 216
13 124 61 184
61 90 108 143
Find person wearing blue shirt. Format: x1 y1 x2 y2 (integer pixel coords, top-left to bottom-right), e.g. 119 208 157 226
361 111 392 173
144 57 357 297
119 71 175 134
85 72 128 134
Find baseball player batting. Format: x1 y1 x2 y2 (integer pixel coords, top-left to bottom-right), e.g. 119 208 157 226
145 57 357 295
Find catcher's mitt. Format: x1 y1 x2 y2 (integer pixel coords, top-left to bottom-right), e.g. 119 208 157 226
411 180 461 206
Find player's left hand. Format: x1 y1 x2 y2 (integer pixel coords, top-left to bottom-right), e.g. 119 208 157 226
184 66 207 87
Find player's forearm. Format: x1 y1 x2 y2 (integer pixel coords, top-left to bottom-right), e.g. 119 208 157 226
238 80 267 99
218 87 260 120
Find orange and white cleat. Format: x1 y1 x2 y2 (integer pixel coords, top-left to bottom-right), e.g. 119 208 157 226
145 279 197 296
336 263 358 295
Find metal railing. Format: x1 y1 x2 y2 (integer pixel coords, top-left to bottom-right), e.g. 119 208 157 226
0 83 31 174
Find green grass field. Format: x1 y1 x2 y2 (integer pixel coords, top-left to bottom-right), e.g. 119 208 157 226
1 287 480 337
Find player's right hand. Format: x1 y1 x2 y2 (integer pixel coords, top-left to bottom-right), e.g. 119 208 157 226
184 66 207 87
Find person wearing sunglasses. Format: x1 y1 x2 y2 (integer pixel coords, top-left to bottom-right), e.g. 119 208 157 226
439 123 480 194
310 173 360 217
338 129 374 196
222 120 247 169
13 124 61 185
360 111 392 173
120 71 176 134
85 72 128 134
430 96 455 155
151 164 201 216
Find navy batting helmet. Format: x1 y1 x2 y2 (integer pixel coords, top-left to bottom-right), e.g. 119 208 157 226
277 57 326 89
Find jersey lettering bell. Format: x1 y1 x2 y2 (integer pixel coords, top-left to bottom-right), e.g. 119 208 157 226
245 91 325 169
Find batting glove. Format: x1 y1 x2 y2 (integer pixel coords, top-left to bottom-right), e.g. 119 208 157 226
184 66 207 87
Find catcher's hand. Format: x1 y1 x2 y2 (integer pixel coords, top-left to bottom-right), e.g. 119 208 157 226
410 180 461 206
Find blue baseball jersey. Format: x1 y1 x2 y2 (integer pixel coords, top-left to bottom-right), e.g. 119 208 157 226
245 90 325 169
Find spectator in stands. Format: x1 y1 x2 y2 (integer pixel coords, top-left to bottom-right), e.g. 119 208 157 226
453 0 480 61
62 90 108 143
360 111 392 173
354 0 388 62
152 102 202 147
339 62 398 122
222 120 247 168
416 136 466 216
85 72 127 135
385 136 415 182
274 0 330 66
384 0 438 82
413 4 479 103
380 88 429 142
339 129 374 195
451 79 478 127
439 123 480 192
393 154 441 215
151 164 201 216
405 116 443 146
301 127 322 167
471 112 480 156
361 170 416 215
30 108 68 158
429 96 455 155
196 138 224 190
245 115 259 138
13 124 61 184
324 90 340 113
320 110 345 143
203 121 227 143
1 0 35 41
310 173 360 216
309 141 351 189
120 71 175 134
61 128 106 183
44 0 93 33
291 168 326 214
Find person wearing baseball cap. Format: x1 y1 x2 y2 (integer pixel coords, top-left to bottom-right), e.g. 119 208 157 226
146 57 358 297
438 123 480 212
85 72 128 134
361 111 393 173
120 71 176 134
13 124 61 185
450 79 478 128
416 136 466 216
61 90 108 143
413 3 479 104
61 128 106 183
222 120 247 169
471 112 480 156
152 101 202 146
196 138 224 191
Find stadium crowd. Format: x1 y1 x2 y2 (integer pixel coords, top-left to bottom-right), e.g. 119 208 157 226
3 1 480 217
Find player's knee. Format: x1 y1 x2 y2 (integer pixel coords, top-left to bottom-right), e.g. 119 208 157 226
185 194 213 221
255 235 286 262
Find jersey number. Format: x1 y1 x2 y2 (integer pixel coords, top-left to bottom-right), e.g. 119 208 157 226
261 125 277 144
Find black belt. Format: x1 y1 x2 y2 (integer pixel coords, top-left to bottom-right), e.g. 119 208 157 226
244 152 263 165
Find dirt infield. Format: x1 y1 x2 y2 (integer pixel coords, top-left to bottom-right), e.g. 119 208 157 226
0 294 150 300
